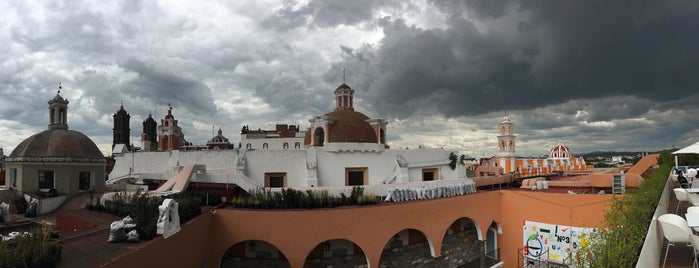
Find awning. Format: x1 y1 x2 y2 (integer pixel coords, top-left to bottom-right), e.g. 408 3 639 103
673 141 699 154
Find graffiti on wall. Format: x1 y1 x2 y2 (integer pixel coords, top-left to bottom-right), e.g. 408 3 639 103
523 220 598 265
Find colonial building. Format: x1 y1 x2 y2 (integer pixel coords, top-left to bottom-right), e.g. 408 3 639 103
112 102 130 150
477 113 588 177
207 128 232 150
240 124 305 150
157 105 186 151
4 88 106 199
304 83 387 150
109 82 464 189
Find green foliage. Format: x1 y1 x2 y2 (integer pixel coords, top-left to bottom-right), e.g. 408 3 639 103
585 151 670 267
449 152 458 170
0 226 62 267
100 189 206 241
230 186 373 209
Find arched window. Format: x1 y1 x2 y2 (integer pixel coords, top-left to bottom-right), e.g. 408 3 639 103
246 143 252 149
486 227 498 258
283 142 289 149
314 128 325 146
263 143 268 149
295 142 300 149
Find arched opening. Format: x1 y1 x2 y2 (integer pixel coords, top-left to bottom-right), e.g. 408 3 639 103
246 143 252 149
304 239 367 267
294 142 300 149
220 240 290 268
486 226 498 258
379 229 434 266
263 143 268 149
161 135 169 149
283 142 289 149
485 221 501 264
314 128 324 146
440 217 481 267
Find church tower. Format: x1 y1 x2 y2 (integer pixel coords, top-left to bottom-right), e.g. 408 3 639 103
112 102 130 150
48 84 69 130
158 104 184 151
141 113 157 151
497 112 516 173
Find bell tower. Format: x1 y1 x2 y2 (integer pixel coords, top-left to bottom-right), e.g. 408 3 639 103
497 112 516 173
48 83 69 130
112 102 131 150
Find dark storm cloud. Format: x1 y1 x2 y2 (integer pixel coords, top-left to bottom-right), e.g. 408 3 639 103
329 0 699 120
119 57 218 117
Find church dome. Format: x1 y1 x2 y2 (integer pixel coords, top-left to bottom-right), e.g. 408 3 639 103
303 110 378 144
549 142 573 159
210 128 229 143
325 110 377 143
8 129 105 162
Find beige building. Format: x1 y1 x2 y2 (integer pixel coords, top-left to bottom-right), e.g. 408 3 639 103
4 89 105 198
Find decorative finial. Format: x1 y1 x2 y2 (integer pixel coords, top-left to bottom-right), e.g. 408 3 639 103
58 82 62 94
342 67 346 84
168 101 172 110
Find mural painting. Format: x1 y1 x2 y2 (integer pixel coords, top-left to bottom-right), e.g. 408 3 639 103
522 220 598 266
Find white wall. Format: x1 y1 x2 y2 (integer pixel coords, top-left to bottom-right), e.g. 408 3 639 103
110 147 465 189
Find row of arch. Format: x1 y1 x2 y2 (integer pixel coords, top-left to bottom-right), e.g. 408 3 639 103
220 217 501 267
245 142 302 150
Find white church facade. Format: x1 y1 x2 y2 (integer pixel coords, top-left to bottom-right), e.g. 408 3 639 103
108 83 467 192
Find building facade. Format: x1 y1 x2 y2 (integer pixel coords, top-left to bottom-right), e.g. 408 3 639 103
240 124 305 150
478 113 587 177
157 105 186 151
109 83 464 189
5 89 106 198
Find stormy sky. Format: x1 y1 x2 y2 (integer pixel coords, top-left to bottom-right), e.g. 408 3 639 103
2 0 699 158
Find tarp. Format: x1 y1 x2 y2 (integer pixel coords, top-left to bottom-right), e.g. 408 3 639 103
673 141 699 154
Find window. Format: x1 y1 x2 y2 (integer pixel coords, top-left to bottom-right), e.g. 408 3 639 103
79 172 91 190
264 173 287 188
38 170 55 190
314 128 324 146
486 227 498 258
283 142 289 149
422 168 438 181
10 168 17 188
294 142 300 149
263 143 268 149
246 143 252 149
345 168 367 186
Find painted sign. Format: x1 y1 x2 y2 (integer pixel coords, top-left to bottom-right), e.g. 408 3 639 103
523 220 597 266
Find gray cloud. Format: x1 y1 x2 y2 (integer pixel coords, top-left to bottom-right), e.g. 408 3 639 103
2 0 699 158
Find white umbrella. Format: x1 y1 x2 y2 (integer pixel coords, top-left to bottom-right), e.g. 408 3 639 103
672 141 699 169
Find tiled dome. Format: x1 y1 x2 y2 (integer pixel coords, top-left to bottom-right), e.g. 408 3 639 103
304 110 378 144
9 129 105 162
549 142 573 159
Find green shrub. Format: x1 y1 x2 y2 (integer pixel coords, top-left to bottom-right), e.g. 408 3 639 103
586 150 671 267
0 226 61 267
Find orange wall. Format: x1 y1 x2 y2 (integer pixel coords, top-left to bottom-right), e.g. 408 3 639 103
498 191 613 265
103 190 613 268
104 192 502 268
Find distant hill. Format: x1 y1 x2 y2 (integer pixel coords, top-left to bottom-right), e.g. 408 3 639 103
580 151 661 158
